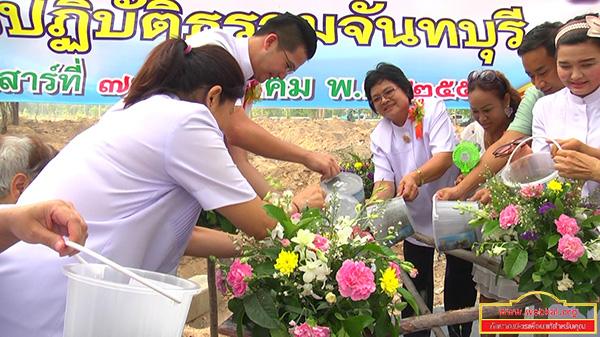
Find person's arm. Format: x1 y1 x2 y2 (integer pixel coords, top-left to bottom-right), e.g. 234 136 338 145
0 200 88 255
551 138 600 160
371 180 395 202
227 142 275 199
225 106 340 179
398 152 453 201
184 226 240 258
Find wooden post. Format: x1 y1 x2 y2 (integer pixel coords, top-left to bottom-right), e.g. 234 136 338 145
207 258 219 337
399 269 447 337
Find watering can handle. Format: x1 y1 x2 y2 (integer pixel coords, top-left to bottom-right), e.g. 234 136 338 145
64 239 183 303
432 194 439 220
505 136 562 168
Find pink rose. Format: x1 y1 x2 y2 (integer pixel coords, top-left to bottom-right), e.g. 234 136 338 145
557 234 585 262
499 204 520 230
555 214 579 236
281 239 291 247
593 209 600 216
313 234 329 251
336 260 376 301
519 184 543 198
226 258 252 297
291 322 330 337
215 268 227 294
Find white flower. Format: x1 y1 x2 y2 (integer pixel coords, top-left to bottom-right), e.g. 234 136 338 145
299 283 323 300
291 229 316 250
325 292 337 304
283 189 294 198
270 223 284 240
491 245 507 256
336 226 353 244
557 273 574 292
585 240 600 261
298 250 330 283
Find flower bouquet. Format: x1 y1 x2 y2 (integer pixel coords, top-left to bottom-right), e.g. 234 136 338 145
214 193 418 337
469 176 600 310
339 151 375 200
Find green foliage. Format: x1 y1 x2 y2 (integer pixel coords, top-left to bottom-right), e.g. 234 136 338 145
337 150 375 200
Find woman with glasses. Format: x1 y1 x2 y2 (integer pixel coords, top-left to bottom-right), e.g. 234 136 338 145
461 69 525 336
364 63 473 337
458 70 523 193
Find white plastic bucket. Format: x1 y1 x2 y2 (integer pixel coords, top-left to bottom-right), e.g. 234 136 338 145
367 197 415 246
501 136 561 189
63 263 200 337
432 195 479 252
320 172 365 203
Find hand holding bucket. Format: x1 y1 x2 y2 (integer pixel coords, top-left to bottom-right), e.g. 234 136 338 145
431 194 479 252
500 136 562 189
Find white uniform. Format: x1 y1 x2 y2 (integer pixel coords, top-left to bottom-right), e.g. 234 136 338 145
532 86 600 197
0 95 256 336
186 29 255 113
370 98 459 247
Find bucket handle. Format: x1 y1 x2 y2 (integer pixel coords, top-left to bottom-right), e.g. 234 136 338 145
504 136 562 170
64 239 183 303
432 194 439 220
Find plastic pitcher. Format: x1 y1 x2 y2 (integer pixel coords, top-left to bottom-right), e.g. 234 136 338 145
432 195 479 252
320 172 365 203
501 136 561 189
63 263 200 337
366 197 415 246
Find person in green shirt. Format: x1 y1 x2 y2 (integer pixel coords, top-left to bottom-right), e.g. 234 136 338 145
437 21 565 201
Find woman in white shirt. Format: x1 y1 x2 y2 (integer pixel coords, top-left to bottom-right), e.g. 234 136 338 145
364 62 471 337
533 14 600 198
0 41 325 337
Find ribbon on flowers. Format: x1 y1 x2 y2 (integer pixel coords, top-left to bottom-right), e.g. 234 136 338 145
243 79 262 109
407 99 424 139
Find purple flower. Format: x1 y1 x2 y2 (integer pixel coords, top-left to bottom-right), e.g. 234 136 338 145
519 231 539 241
367 172 374 180
539 202 557 214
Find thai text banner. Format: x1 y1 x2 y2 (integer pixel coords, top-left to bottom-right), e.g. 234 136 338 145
0 0 597 108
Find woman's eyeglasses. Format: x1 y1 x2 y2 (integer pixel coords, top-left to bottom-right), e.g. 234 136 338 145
467 70 499 84
371 86 398 106
493 136 531 158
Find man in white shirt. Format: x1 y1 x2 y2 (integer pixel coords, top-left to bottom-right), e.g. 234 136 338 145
187 13 340 198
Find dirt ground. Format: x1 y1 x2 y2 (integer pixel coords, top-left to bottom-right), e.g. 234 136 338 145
5 116 451 336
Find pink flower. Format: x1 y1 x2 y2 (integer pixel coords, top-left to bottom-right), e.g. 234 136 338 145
499 204 520 230
313 234 329 251
215 268 227 294
336 260 376 301
519 184 543 198
291 322 330 337
281 239 291 247
226 258 252 297
290 213 302 225
593 209 600 216
555 214 579 236
557 234 585 262
409 268 418 279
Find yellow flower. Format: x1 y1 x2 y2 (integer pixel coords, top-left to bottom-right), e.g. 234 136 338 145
379 267 400 296
547 180 563 192
345 163 351 169
274 250 298 276
354 162 363 170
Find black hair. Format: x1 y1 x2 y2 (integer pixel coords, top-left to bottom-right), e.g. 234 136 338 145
517 21 562 57
255 12 317 59
124 41 244 108
364 62 413 114
467 70 521 121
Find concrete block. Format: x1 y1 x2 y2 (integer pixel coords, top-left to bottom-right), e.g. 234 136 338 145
186 274 210 323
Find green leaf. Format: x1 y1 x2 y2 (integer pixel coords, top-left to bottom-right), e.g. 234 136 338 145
532 272 542 283
375 311 391 337
547 234 561 249
342 315 376 337
398 287 419 315
270 329 288 337
243 289 281 329
503 248 528 279
482 219 500 237
581 214 600 229
262 204 290 223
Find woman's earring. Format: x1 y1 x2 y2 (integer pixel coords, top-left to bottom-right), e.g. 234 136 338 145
504 106 513 117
